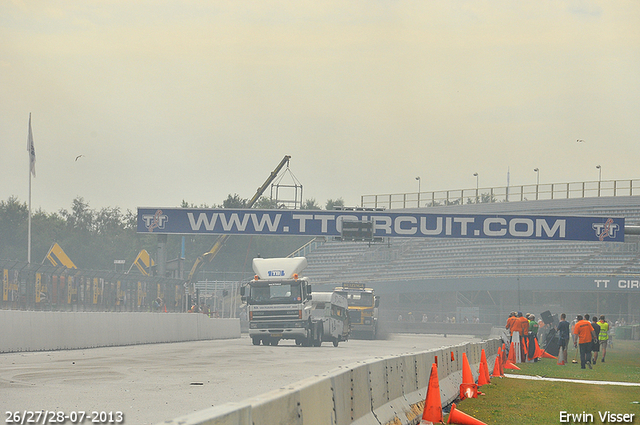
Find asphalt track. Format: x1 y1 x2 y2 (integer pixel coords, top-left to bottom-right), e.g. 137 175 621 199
0 333 481 425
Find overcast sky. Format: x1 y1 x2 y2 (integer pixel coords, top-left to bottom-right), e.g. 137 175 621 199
2 1 639 214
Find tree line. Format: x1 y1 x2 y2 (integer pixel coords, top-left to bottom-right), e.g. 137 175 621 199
0 195 344 277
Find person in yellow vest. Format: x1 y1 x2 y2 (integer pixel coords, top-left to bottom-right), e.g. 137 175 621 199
527 314 539 361
597 315 609 363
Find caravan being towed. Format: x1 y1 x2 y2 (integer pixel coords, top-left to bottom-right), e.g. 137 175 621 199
310 292 350 347
241 257 323 346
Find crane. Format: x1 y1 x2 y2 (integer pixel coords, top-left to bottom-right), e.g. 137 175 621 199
185 155 292 286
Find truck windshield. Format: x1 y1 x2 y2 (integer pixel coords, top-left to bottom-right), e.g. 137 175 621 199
248 282 302 304
335 291 373 307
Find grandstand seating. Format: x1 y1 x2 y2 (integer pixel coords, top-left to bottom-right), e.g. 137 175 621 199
303 196 640 285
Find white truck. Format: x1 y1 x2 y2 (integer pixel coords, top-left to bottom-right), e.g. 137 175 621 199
241 257 323 346
310 292 350 347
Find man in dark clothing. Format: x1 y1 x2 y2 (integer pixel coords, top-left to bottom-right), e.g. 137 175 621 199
591 315 601 364
556 313 570 365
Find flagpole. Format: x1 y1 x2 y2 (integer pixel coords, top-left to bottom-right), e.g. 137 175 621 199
28 160 32 263
27 113 34 264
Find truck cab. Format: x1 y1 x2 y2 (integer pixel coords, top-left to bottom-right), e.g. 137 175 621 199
241 257 323 346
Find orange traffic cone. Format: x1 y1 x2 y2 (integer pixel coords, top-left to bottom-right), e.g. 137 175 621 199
477 360 490 386
491 354 502 378
480 349 491 383
507 342 516 365
503 361 520 370
491 347 501 377
460 352 479 399
459 383 478 400
451 351 455 361
461 353 473 384
420 363 442 424
501 343 507 366
533 338 544 359
540 349 558 360
447 403 488 425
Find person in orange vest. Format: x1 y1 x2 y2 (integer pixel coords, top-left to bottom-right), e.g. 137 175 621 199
505 311 518 341
516 312 529 360
573 314 596 369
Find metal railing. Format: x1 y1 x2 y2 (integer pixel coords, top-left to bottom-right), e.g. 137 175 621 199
287 237 327 258
361 179 640 209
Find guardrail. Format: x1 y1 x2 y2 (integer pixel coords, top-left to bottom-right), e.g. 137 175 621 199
361 179 640 209
157 338 501 425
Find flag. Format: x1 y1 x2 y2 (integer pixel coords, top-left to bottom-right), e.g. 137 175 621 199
27 113 36 177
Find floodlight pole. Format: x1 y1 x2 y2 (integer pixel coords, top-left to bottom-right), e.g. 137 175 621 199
473 173 479 203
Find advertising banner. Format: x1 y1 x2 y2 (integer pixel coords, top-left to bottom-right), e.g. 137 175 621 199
137 208 624 242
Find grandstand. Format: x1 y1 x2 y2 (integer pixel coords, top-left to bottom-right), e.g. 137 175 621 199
301 196 640 325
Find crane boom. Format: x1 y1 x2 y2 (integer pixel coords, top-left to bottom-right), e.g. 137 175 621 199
185 155 292 285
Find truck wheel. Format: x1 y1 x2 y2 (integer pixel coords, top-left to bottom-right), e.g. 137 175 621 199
333 339 339 347
313 324 323 347
270 339 279 346
252 338 260 346
302 328 312 347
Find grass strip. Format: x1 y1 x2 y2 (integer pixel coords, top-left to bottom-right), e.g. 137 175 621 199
450 340 640 425
506 340 640 383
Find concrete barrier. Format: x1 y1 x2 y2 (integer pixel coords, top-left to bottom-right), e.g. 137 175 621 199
156 338 501 425
0 310 240 353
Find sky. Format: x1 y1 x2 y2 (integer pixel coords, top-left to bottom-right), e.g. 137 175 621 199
2 1 639 215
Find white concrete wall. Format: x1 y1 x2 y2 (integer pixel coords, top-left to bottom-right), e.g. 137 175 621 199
158 338 501 425
0 310 240 353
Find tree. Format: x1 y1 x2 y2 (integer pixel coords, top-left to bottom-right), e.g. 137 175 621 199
223 194 247 208
466 192 497 205
301 198 321 210
60 197 93 232
254 196 279 209
0 196 28 260
325 198 344 210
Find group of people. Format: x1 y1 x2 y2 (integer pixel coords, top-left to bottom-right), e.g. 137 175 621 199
505 311 611 369
558 313 609 369
505 312 540 361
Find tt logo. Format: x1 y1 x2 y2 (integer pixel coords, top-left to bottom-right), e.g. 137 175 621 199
592 218 619 241
142 210 168 232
